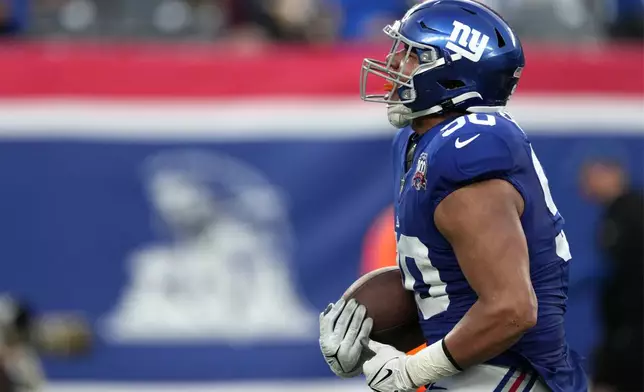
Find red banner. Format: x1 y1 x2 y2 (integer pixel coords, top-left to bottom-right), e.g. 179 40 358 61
0 41 642 97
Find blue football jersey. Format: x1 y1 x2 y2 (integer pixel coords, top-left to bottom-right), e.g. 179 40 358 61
392 113 588 392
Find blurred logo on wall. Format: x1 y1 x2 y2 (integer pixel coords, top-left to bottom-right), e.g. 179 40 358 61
99 150 317 344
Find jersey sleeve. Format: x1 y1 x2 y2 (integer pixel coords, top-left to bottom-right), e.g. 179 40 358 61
428 129 528 208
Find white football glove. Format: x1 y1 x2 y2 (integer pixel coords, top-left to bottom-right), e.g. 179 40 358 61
319 298 373 378
363 341 417 392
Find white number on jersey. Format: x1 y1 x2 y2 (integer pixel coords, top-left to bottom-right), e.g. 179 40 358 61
397 234 450 320
501 111 572 262
529 147 572 261
440 113 496 137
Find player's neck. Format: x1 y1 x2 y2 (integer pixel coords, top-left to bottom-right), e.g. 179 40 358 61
411 113 462 135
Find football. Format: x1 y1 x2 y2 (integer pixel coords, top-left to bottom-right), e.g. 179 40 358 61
343 266 425 353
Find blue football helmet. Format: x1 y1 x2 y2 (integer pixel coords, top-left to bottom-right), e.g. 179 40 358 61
360 0 525 127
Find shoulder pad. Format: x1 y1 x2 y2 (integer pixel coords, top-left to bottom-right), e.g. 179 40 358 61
426 114 526 203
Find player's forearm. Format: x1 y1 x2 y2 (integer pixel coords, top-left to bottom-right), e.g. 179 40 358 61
403 296 536 387
444 296 537 368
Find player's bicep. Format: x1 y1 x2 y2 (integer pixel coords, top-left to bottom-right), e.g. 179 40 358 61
434 179 533 305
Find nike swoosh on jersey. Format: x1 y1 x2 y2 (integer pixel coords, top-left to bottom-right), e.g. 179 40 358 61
455 134 481 148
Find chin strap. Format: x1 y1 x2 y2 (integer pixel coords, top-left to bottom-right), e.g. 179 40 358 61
387 92 506 128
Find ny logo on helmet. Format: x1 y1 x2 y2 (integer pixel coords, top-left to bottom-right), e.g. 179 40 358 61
445 20 490 62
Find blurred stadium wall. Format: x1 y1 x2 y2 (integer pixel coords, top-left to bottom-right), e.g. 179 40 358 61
0 42 642 391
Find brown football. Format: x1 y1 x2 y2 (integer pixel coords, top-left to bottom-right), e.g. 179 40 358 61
343 266 425 353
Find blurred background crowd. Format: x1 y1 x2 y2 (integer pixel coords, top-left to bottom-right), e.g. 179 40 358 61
0 1 642 392
0 0 642 42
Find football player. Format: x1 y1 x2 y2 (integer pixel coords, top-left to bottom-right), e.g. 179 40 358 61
319 1 588 391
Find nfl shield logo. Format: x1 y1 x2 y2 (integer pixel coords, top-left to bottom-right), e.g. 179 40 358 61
412 152 428 191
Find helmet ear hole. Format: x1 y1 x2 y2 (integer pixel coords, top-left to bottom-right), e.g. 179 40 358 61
438 80 466 90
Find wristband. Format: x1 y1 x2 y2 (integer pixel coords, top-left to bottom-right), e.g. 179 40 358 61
404 339 461 387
